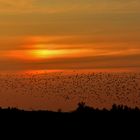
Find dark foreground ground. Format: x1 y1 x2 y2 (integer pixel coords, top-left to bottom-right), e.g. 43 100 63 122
0 103 140 137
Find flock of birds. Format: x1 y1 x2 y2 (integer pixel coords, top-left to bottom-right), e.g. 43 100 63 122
0 71 140 110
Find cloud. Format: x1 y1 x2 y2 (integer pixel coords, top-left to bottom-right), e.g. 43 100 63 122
0 0 140 14
1 53 140 70
0 0 58 13
0 0 34 12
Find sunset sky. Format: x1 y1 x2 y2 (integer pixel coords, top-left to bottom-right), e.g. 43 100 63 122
0 0 140 70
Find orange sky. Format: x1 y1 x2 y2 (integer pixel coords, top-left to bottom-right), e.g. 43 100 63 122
0 0 140 71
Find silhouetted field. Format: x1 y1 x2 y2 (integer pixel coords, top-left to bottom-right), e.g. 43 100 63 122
1 102 140 133
0 102 139 125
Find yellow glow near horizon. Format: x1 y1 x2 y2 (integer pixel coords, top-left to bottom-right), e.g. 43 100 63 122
22 41 70 59
29 49 67 59
25 42 89 59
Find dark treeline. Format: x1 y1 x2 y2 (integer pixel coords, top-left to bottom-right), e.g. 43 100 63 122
0 102 140 131
0 102 140 113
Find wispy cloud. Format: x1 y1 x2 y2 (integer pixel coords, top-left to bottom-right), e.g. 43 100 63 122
0 0 140 14
0 0 58 13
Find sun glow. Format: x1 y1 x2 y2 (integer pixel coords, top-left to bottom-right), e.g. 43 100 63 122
24 42 83 59
28 49 67 59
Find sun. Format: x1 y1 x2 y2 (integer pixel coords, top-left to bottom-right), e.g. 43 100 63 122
28 49 67 59
30 49 54 59
23 42 60 59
